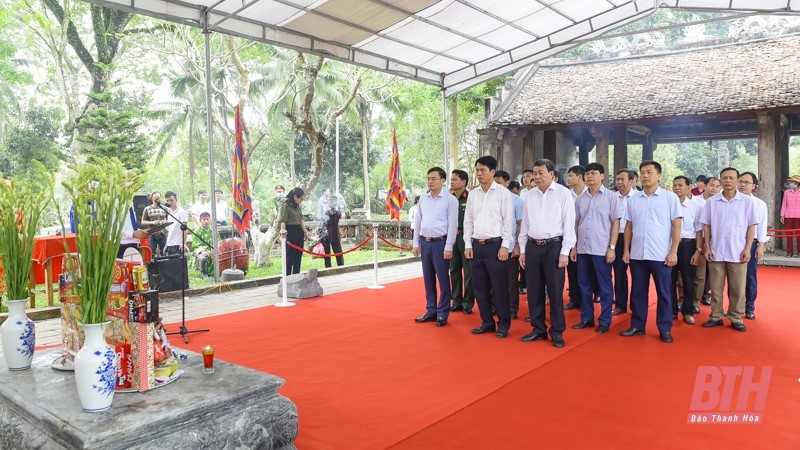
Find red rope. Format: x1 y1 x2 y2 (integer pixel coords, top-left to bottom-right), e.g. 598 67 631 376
767 227 800 237
378 236 414 251
286 236 371 257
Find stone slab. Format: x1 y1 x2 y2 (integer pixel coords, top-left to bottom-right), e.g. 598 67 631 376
0 348 297 449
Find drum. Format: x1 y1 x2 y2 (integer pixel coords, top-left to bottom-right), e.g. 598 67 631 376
217 238 249 275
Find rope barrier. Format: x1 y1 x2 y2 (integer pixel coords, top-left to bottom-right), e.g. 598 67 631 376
378 236 413 251
767 227 800 237
286 236 372 257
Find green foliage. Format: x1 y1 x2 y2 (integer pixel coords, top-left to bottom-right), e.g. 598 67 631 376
0 164 53 301
0 104 65 177
62 158 145 324
77 91 152 169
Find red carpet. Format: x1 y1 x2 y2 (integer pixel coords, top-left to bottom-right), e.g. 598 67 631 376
173 266 800 449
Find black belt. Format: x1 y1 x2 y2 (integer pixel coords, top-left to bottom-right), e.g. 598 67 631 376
680 238 696 243
421 236 446 242
530 236 562 246
472 237 502 245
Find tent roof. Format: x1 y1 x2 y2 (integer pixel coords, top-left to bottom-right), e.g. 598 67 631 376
87 0 800 95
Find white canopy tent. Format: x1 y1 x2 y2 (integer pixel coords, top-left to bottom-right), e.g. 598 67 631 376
82 0 798 279
85 0 799 95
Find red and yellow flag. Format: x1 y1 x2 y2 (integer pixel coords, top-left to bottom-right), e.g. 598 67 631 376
231 106 252 234
385 130 407 221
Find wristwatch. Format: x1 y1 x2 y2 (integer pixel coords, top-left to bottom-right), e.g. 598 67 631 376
609 244 616 250
696 248 704 254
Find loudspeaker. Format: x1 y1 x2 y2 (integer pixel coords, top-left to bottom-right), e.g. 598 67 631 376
148 257 189 293
133 194 150 224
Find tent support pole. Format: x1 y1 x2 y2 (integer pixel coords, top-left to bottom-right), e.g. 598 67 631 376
203 9 220 282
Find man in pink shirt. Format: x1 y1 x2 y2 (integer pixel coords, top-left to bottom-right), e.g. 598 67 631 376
780 175 800 257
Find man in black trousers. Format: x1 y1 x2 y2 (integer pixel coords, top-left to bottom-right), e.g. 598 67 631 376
519 159 576 348
463 156 515 338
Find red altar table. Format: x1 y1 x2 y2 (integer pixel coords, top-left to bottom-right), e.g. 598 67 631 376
32 234 77 285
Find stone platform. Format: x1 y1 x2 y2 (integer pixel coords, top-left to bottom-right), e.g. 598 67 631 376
0 348 297 449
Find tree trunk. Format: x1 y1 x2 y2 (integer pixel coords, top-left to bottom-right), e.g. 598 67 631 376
362 117 371 215
289 130 296 187
448 96 458 169
188 117 196 197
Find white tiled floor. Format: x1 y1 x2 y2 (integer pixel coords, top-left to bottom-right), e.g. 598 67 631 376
2 262 422 356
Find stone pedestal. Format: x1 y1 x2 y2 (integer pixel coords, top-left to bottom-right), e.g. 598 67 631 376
0 348 298 449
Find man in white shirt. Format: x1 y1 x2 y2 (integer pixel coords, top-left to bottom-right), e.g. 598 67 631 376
463 156 515 338
692 176 721 308
519 159 577 349
564 165 588 311
670 176 703 325
214 188 230 226
164 191 190 256
612 169 636 316
190 189 212 227
738 171 769 320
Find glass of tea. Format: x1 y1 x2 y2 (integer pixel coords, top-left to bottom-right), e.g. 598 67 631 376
201 345 215 374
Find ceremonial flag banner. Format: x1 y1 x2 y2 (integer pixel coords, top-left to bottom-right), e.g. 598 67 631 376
232 106 252 234
385 130 408 221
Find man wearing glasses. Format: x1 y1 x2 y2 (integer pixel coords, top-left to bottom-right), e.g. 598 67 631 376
737 172 768 320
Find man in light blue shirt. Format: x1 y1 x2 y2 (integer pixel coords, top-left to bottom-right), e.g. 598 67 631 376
413 167 459 327
670 176 703 325
698 168 757 331
622 161 682 343
738 171 769 320
571 163 621 333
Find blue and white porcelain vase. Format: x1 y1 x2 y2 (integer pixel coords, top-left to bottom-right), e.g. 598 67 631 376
1 299 35 371
74 322 116 412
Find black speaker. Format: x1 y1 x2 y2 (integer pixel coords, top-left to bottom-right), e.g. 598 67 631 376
133 194 150 224
148 257 189 293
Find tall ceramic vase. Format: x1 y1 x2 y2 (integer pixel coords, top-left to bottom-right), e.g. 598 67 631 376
74 322 116 412
1 299 35 371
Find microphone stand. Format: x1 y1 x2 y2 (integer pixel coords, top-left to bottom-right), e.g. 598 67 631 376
155 201 211 344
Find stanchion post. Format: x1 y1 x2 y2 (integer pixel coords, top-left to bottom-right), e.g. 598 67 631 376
367 223 384 289
275 228 296 307
397 220 405 257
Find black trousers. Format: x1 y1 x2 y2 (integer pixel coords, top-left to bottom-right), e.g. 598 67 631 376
613 233 629 311
506 255 520 315
672 239 697 316
285 224 304 276
469 240 510 331
566 258 581 305
524 240 566 336
322 239 344 267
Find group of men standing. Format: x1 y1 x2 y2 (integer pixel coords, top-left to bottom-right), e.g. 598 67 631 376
413 155 767 348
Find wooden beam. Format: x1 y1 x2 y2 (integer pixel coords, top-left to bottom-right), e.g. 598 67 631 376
756 113 779 252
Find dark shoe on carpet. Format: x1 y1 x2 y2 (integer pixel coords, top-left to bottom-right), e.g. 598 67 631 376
692 306 701 314
596 325 609 334
683 314 695 325
745 312 755 320
450 305 464 312
463 308 473 315
520 332 548 342
511 313 518 320
563 302 578 310
415 314 436 323
552 335 565 348
593 296 601 303
519 287 527 294
701 297 711 306
620 327 645 337
611 308 627 315
435 318 447 327
524 317 531 322
732 322 747 332
660 332 673 343
702 319 724 328
496 329 509 338
572 321 595 329
471 324 496 334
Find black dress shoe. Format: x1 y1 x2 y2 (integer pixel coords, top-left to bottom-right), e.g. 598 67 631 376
463 308 473 315
701 297 711 306
620 327 645 337
731 322 747 332
660 332 673 343
511 313 518 320
572 321 595 329
672 314 678 320
611 308 627 315
563 302 578 310
702 319 724 328
450 305 464 312
552 335 565 348
471 324 496 334
415 314 437 323
596 325 609 334
520 332 548 342
496 329 509 338
692 306 701 314
524 317 531 323
745 312 755 320
436 318 447 327
593 296 601 303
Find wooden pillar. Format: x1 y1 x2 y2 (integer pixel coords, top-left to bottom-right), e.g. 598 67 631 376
590 126 609 172
613 126 628 172
522 131 534 170
642 134 656 162
756 113 779 252
578 142 591 167
543 130 557 162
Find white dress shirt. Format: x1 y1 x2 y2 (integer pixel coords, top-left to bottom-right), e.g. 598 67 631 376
463 182 514 250
519 182 577 256
617 189 634 233
678 196 703 239
166 207 189 246
749 195 769 244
